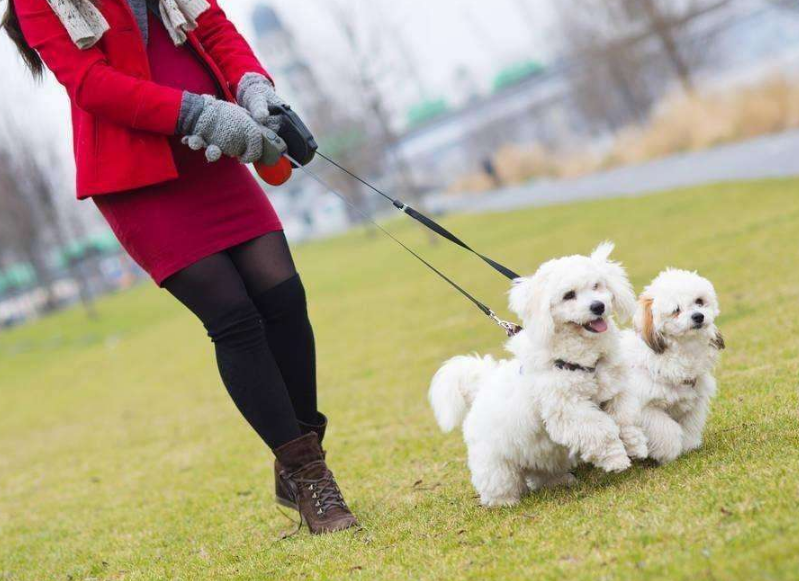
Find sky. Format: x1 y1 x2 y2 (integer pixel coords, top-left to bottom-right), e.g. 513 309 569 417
0 0 556 167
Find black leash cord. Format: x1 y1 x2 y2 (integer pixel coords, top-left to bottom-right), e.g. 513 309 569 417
287 155 521 336
315 151 520 281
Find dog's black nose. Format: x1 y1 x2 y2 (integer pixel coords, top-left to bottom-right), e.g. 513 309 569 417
590 301 605 316
691 312 705 324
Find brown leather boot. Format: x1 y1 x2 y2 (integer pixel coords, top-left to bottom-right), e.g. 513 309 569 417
275 413 327 507
273 432 358 534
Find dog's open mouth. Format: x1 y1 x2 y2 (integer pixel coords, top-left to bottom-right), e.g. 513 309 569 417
583 318 608 333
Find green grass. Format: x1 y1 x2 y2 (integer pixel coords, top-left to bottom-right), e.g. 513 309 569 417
2 179 799 580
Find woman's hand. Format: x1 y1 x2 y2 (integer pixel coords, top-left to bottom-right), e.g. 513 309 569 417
179 94 286 165
236 73 286 133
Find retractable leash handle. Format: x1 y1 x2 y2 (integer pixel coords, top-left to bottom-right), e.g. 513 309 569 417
254 103 318 185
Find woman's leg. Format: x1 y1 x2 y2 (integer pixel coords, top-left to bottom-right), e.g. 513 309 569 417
162 251 302 449
226 232 319 425
222 234 359 534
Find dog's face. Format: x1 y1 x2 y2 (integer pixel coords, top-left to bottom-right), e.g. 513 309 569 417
634 269 722 353
509 242 635 345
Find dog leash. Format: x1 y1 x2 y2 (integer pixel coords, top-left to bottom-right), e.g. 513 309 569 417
315 152 521 281
286 155 522 337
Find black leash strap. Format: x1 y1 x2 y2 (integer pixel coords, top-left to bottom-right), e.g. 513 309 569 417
287 155 521 337
316 151 520 281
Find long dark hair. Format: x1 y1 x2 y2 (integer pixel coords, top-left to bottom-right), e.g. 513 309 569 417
2 0 101 79
2 0 44 77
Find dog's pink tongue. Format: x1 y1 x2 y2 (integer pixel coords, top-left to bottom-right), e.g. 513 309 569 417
589 318 608 333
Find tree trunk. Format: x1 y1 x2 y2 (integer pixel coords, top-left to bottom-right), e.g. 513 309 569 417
640 0 695 93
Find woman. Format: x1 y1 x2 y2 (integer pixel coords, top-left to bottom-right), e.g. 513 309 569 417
2 0 357 534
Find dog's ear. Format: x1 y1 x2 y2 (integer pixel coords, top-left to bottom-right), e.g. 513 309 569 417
591 241 636 323
509 275 553 344
711 328 726 350
590 240 615 262
635 296 667 354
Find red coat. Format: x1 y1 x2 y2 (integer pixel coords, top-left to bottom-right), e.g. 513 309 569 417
15 0 272 199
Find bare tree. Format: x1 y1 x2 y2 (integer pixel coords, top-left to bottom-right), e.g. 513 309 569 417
554 1 653 130
0 142 55 310
511 0 541 50
768 0 799 11
0 120 97 316
554 0 736 131
295 79 379 226
323 0 429 211
22 140 98 317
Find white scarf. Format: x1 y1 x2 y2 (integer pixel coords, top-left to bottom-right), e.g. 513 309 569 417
45 0 211 49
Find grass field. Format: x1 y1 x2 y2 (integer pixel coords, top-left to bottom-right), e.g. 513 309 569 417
2 178 799 581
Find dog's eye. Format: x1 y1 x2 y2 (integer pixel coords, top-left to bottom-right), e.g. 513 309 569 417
563 290 576 301
695 298 704 306
672 307 681 315
592 283 600 290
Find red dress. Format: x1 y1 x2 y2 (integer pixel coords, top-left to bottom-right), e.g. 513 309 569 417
94 12 282 286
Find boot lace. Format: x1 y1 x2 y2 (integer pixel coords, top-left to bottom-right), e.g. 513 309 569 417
293 461 349 516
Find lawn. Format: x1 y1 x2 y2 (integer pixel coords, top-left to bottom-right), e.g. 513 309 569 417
1 178 798 581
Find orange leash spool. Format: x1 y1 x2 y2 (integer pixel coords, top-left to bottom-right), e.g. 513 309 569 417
254 157 293 186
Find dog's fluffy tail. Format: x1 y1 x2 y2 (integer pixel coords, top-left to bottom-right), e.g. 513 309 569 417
429 354 496 432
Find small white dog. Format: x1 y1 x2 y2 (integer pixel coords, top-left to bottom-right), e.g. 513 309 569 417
429 242 648 507
620 269 725 464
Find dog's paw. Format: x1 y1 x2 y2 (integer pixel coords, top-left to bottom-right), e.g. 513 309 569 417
681 435 702 454
650 438 682 465
526 472 577 491
596 453 631 473
620 426 649 459
525 473 546 492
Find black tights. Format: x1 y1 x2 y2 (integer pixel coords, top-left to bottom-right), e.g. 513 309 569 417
162 232 317 450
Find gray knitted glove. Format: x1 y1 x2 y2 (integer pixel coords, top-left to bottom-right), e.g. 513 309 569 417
237 73 285 133
178 93 286 165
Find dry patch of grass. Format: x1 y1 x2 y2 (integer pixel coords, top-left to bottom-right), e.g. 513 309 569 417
451 76 799 193
606 76 799 166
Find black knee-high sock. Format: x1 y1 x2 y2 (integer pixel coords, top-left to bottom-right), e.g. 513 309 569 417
206 302 302 449
252 275 319 425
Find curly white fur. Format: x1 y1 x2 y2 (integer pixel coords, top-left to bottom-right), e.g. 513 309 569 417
619 269 724 464
429 242 647 507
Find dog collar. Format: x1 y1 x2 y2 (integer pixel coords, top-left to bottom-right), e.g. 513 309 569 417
554 359 596 373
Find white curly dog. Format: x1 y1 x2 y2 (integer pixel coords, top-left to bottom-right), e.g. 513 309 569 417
429 242 648 507
620 269 725 464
